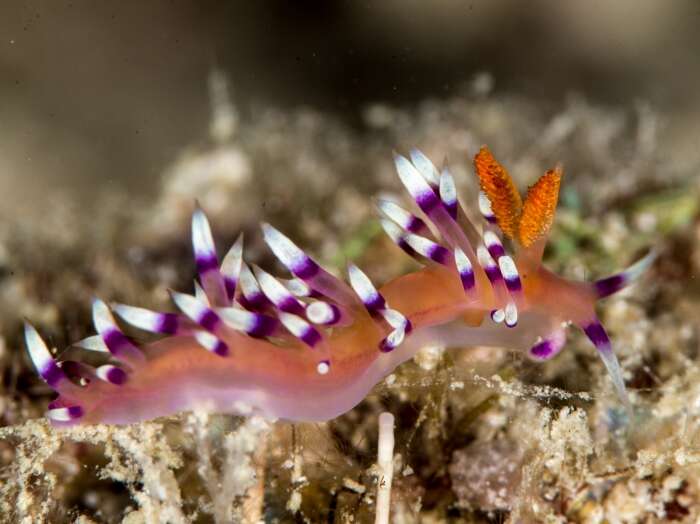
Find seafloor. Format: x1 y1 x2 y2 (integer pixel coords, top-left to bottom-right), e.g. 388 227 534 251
1 79 700 523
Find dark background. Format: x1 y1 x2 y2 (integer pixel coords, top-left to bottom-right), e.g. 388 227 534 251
1 0 699 217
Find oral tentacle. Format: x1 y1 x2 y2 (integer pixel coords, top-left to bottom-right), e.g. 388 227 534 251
593 250 657 299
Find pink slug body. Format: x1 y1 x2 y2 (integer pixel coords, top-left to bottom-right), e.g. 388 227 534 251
25 147 655 426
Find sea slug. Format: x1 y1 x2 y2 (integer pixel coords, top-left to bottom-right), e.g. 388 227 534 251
25 147 654 426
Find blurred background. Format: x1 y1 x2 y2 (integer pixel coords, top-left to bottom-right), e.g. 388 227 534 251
1 0 699 219
3 3 700 522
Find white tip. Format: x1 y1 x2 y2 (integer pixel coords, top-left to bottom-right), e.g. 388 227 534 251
220 234 244 280
492 309 505 323
217 307 257 332
253 265 297 308
455 247 473 273
47 407 81 422
171 291 209 323
283 278 312 297
317 361 331 375
439 169 457 206
380 308 408 330
505 302 518 327
193 280 210 305
377 199 414 231
261 223 306 271
113 304 160 332
306 301 333 324
382 325 406 350
394 154 434 200
74 335 109 352
277 312 309 338
483 230 501 250
478 191 495 218
96 365 125 384
239 262 262 298
409 149 441 187
477 246 496 269
347 263 378 302
192 207 216 258
626 250 658 282
498 255 519 281
380 219 405 244
404 233 438 258
193 330 217 350
24 323 53 371
92 298 118 335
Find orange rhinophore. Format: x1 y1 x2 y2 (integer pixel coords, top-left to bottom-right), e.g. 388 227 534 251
518 165 562 247
474 146 522 238
25 146 655 426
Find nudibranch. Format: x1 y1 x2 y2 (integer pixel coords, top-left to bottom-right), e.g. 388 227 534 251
25 147 655 426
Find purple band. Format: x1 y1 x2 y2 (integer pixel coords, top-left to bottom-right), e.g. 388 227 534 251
224 277 237 301
583 322 611 351
157 313 180 335
42 361 65 388
406 215 426 233
278 296 305 315
594 275 625 298
379 338 395 353
487 244 505 260
239 292 268 311
248 315 278 338
416 191 441 213
327 304 341 325
530 340 555 359
364 293 386 312
293 258 320 280
106 367 128 385
301 328 322 347
213 339 229 357
65 405 84 419
460 270 475 291
428 244 450 264
195 254 219 273
104 329 131 355
445 201 458 219
199 309 220 332
484 266 502 283
504 277 522 293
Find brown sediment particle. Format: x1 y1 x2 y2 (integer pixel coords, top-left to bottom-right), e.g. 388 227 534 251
518 166 562 247
473 146 523 239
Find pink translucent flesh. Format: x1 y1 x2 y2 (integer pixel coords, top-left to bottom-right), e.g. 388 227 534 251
50 262 593 426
